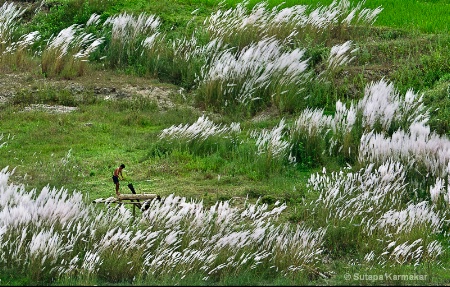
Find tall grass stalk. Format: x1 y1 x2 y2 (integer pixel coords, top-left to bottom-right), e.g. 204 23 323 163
158 115 241 156
250 118 293 174
139 194 326 280
5 30 39 52
306 160 448 265
41 24 104 78
358 123 450 188
289 108 331 167
0 2 25 45
322 40 358 76
195 1 379 115
196 36 310 114
204 0 382 48
168 36 224 89
2 0 450 284
0 2 38 71
0 0 381 113
102 12 161 69
287 79 435 171
358 79 428 133
0 167 327 284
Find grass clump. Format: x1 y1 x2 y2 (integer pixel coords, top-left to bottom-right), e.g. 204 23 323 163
1 0 450 285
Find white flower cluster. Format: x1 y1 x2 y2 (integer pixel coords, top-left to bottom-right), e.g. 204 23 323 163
251 118 291 160
103 12 161 41
3 31 41 55
46 24 104 60
0 2 25 40
205 0 382 40
139 194 325 278
199 37 309 105
0 167 325 280
159 115 240 143
308 161 447 265
359 80 428 131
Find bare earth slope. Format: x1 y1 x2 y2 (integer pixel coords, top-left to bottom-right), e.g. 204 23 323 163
0 69 179 112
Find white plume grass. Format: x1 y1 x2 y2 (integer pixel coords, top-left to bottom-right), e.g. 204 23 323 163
159 115 240 144
307 160 447 265
0 2 26 42
103 12 161 42
197 36 309 106
0 166 325 280
251 118 291 161
46 24 103 60
204 0 382 44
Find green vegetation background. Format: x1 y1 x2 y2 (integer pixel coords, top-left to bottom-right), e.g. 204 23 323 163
0 0 449 285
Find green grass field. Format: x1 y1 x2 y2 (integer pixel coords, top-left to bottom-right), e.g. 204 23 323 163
210 0 450 34
0 0 450 285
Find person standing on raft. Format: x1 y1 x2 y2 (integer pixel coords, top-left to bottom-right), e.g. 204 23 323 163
112 164 125 196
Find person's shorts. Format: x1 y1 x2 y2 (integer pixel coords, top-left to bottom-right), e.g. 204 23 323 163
112 176 119 184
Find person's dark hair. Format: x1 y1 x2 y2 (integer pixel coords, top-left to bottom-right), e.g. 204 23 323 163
120 164 125 168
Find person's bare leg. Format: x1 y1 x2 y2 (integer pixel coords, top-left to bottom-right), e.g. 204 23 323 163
116 183 120 196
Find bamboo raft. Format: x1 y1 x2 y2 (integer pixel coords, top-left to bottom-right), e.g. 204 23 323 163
93 193 159 204
93 193 161 216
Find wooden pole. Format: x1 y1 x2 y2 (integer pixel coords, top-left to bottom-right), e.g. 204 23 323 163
117 193 158 200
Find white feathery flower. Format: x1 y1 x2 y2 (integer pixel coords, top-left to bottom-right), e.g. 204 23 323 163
327 40 358 70
359 123 450 179
373 201 443 235
46 24 103 60
292 108 332 137
0 2 26 39
357 7 383 25
74 37 104 59
141 32 161 49
427 240 444 258
358 79 428 132
164 230 180 246
81 250 102 273
198 36 309 105
252 118 291 159
430 178 444 203
159 115 238 144
86 13 101 27
104 12 160 41
3 31 40 54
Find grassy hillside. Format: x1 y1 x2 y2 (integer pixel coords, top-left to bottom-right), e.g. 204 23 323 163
0 0 449 285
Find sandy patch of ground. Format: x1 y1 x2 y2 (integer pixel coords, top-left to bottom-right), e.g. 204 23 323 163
1 69 181 113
